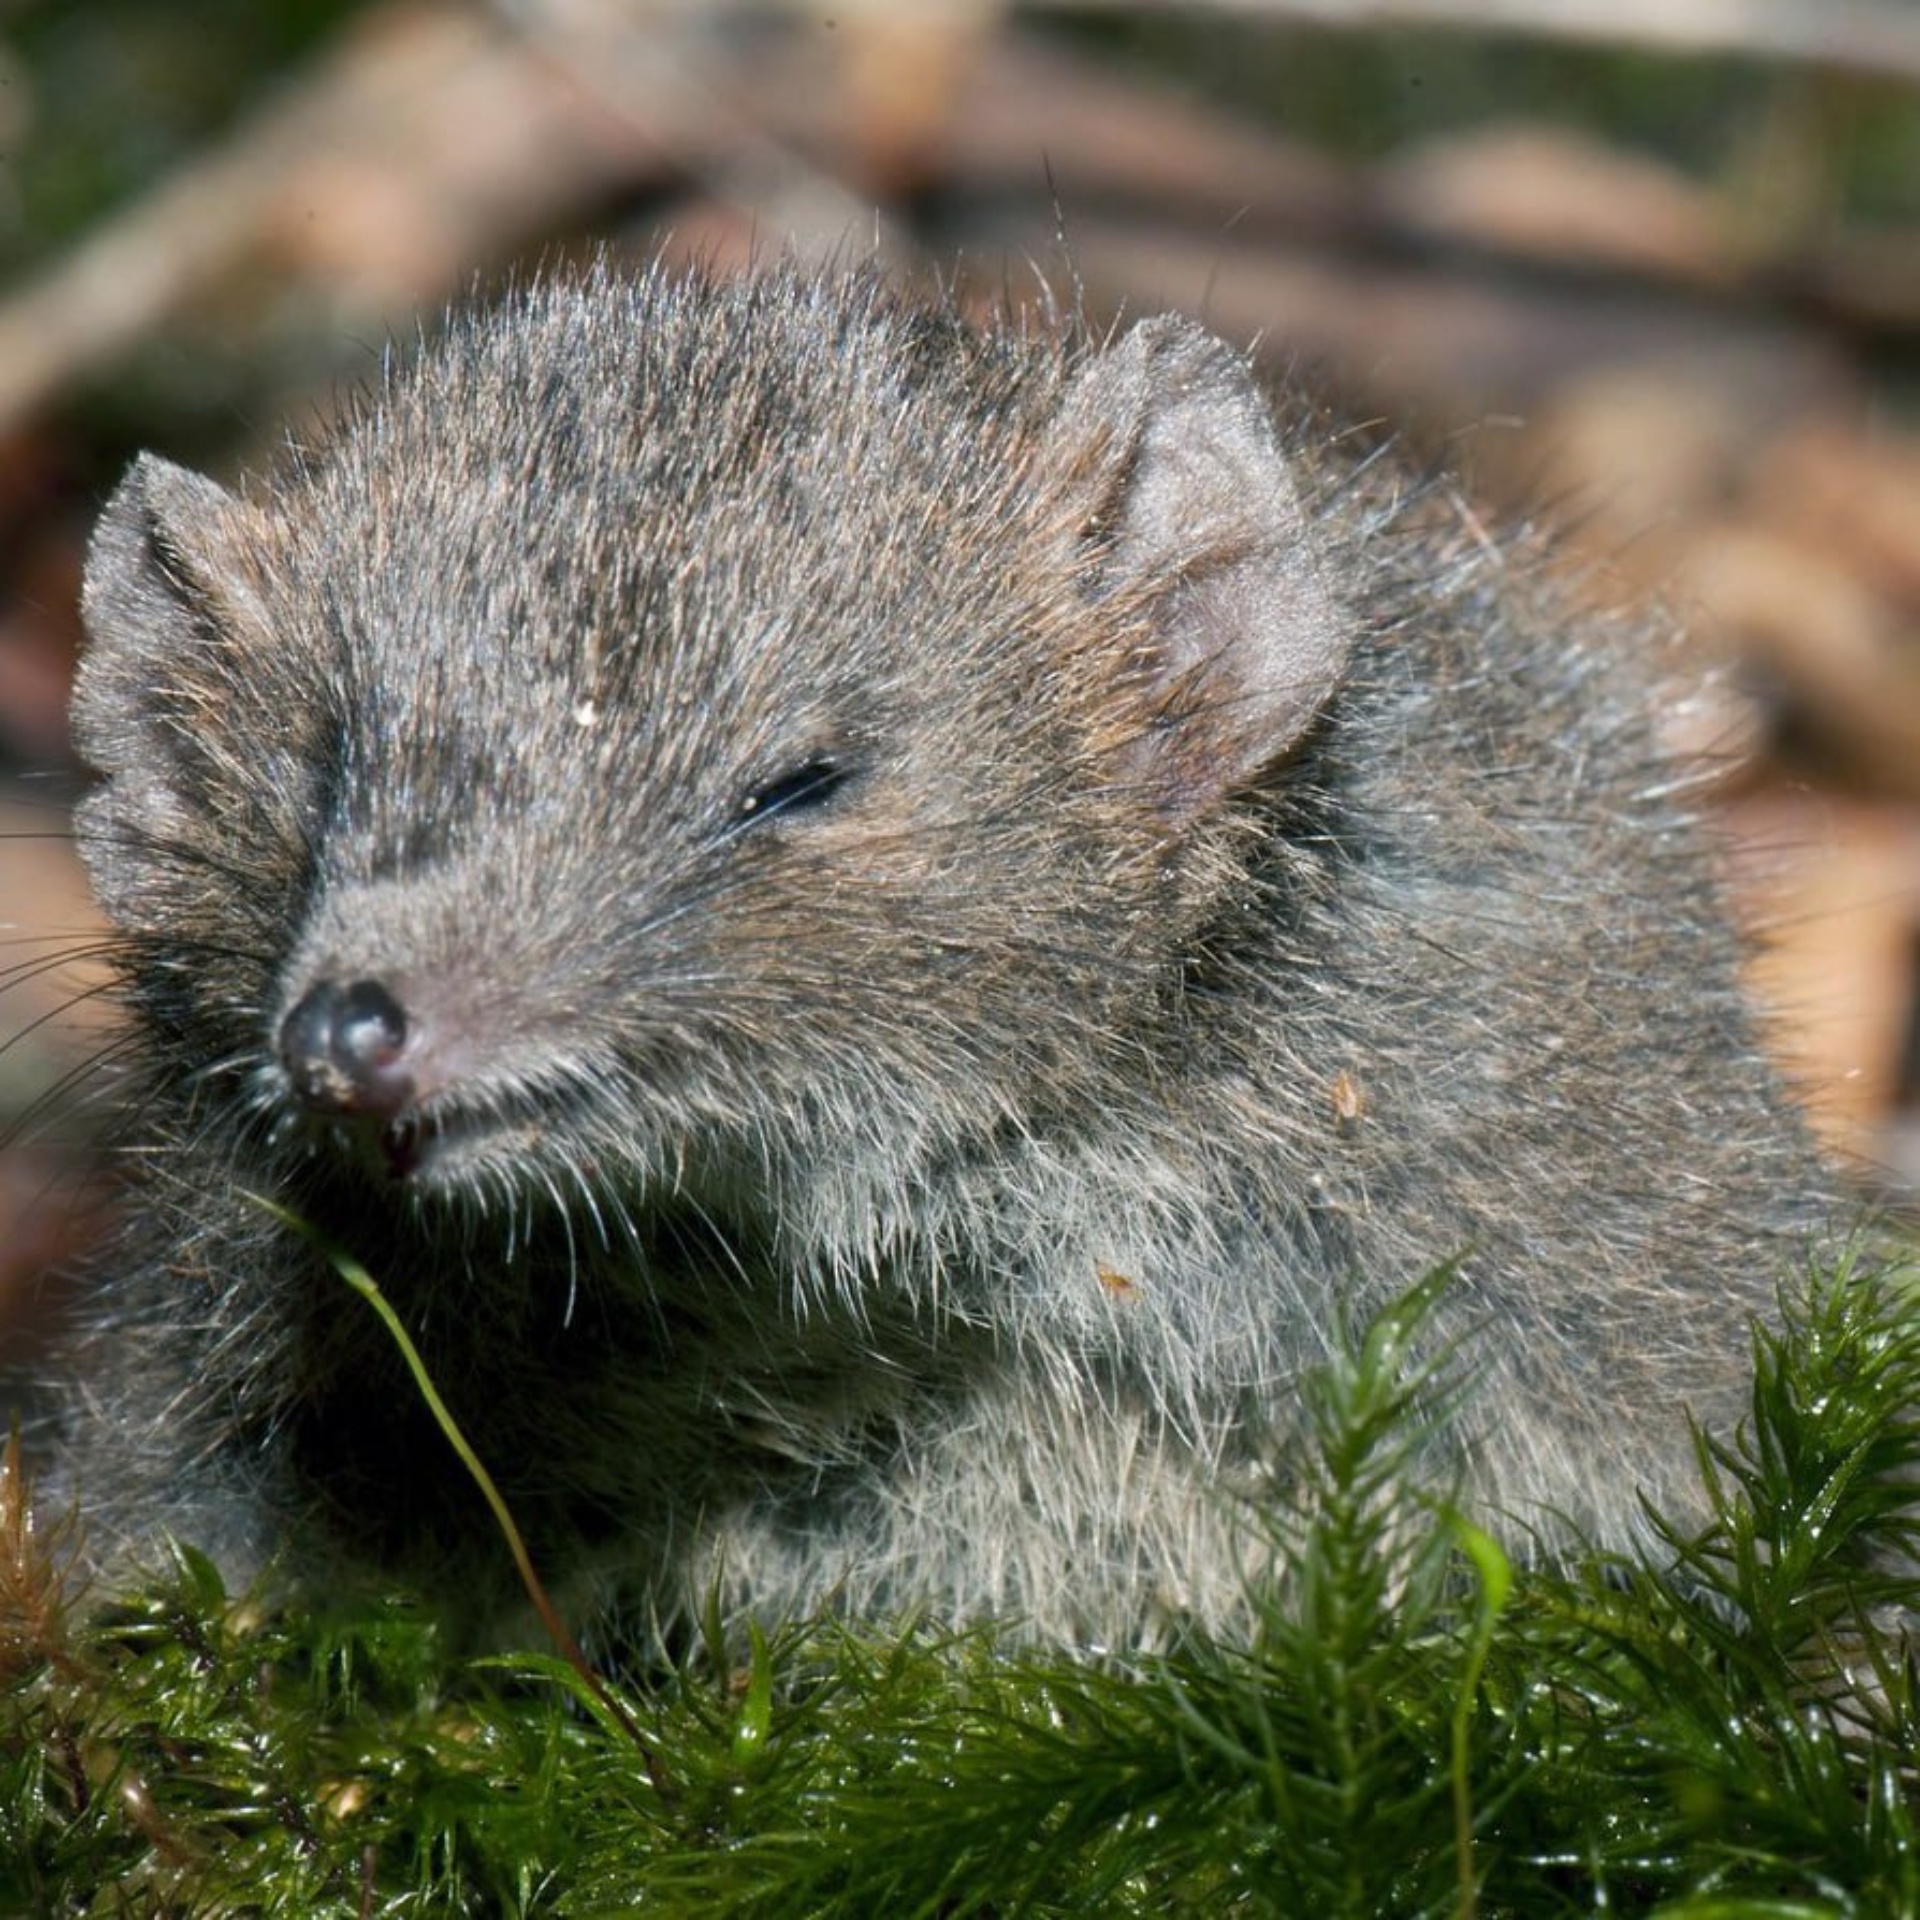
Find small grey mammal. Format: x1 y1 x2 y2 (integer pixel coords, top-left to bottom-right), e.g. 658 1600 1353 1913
54 261 1836 1646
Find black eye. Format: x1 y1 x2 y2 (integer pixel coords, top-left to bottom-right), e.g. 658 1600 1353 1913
737 758 848 827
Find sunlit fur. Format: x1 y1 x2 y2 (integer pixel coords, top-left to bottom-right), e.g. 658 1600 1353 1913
47 261 1838 1647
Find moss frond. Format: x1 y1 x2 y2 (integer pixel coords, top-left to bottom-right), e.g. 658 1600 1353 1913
7 1259 1919 1916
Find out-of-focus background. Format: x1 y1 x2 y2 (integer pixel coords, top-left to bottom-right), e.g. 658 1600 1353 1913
5 0 1920 1327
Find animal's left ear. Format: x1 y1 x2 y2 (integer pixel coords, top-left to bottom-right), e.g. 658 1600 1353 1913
1051 317 1350 823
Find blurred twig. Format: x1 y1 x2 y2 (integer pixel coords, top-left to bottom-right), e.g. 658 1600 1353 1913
492 0 901 254
0 0 905 438
1047 0 1920 84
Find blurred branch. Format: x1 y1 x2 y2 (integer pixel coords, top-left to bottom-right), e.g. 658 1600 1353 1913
0 0 906 438
3 0 1918 448
0 74 320 435
1045 0 1920 84
0 6 529 434
493 0 900 253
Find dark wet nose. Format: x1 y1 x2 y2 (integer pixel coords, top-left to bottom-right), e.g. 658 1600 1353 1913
279 977 414 1118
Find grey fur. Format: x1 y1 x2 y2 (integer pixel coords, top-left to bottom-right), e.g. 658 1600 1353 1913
53 262 1837 1645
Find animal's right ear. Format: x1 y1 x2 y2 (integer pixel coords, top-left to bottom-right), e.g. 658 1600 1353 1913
72 454 270 780
71 456 289 926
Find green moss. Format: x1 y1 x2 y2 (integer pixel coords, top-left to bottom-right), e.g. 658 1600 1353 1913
6 1259 1918 1915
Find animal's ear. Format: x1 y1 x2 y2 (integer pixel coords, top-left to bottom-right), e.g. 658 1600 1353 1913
1051 318 1350 823
72 455 288 924
73 454 268 779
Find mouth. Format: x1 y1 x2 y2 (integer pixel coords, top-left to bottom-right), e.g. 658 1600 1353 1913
291 1095 539 1191
389 1104 558 1188
378 1107 441 1182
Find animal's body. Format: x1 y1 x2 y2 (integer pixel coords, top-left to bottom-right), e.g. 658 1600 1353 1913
52 263 1834 1644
